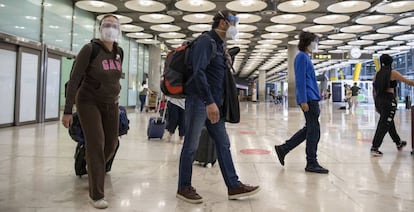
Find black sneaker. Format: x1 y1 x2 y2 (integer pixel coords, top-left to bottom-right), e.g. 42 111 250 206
176 186 203 204
274 145 286 166
396 141 407 151
305 164 329 174
370 148 383 157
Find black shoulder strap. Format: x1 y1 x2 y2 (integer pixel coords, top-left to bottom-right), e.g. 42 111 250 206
199 33 217 61
118 46 124 62
90 42 100 62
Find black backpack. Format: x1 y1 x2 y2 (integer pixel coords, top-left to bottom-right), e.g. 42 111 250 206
160 33 217 98
64 42 124 97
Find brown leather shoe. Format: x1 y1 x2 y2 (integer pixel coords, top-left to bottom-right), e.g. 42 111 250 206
228 183 260 200
176 186 203 204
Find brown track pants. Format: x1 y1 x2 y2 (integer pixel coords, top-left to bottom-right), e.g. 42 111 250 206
76 101 119 200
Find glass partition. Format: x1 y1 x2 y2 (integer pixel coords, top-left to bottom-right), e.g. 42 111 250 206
43 0 72 49
73 7 95 53
128 40 138 106
118 34 130 106
0 0 42 41
0 48 17 125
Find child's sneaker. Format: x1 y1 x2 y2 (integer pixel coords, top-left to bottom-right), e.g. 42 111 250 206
396 141 407 151
370 148 383 157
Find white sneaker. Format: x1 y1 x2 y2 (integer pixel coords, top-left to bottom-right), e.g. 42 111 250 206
89 198 108 209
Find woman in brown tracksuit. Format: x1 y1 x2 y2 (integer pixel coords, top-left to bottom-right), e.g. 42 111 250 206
61 15 122 209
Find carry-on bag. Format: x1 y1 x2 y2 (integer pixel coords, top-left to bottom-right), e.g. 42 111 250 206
147 99 168 139
193 127 217 167
74 140 120 177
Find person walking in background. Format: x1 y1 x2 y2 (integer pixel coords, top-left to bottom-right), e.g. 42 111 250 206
370 54 412 156
166 97 185 143
350 82 361 108
138 80 150 112
61 15 123 209
176 10 260 204
274 31 329 174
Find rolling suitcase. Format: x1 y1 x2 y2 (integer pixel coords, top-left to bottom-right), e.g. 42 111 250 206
193 127 217 167
74 140 120 177
147 99 168 139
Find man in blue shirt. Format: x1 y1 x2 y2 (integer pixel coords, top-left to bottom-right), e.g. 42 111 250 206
176 10 260 204
274 31 329 174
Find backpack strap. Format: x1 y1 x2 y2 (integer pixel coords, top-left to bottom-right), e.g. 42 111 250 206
200 33 217 62
118 46 124 62
90 42 100 62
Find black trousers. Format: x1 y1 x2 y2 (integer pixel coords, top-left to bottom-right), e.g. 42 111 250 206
372 93 401 149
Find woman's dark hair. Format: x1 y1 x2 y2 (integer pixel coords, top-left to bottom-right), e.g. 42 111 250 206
375 54 393 96
298 31 317 51
142 80 146 86
212 10 236 29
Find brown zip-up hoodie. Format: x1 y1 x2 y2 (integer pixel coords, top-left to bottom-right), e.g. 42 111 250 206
64 39 122 114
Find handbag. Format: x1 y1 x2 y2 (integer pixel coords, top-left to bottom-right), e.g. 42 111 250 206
69 106 130 143
223 67 240 123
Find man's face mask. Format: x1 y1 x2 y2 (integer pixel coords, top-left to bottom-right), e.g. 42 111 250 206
100 22 120 42
219 12 239 40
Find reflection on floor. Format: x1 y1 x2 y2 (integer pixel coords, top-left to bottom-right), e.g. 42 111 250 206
0 101 413 212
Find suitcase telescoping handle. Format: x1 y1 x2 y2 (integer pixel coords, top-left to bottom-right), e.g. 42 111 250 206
156 96 168 123
161 99 168 123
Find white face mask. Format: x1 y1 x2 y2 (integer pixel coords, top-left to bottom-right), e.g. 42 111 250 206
226 25 238 40
308 41 318 52
100 27 119 42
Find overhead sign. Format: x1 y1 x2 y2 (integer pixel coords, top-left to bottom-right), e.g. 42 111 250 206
312 53 371 60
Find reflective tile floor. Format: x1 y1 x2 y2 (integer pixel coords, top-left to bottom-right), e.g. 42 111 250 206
0 101 413 212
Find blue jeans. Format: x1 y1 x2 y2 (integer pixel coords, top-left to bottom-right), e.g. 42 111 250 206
282 101 320 165
139 95 146 112
178 96 240 190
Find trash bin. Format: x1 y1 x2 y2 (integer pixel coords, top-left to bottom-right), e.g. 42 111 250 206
405 96 411 109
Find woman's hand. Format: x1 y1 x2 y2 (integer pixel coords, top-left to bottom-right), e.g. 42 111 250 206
61 114 73 128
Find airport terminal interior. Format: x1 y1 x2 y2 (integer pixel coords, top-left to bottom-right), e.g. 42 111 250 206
1 0 414 211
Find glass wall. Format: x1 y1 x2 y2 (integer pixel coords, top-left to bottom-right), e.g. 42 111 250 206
43 0 72 49
118 34 130 106
128 40 138 106
0 0 42 41
72 6 95 53
0 0 157 110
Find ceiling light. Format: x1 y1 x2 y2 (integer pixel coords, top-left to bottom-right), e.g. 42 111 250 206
139 0 154 6
240 0 255 7
90 1 105 7
190 0 203 6
194 14 206 19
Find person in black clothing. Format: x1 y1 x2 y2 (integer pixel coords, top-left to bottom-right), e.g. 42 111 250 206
370 54 413 156
350 82 360 108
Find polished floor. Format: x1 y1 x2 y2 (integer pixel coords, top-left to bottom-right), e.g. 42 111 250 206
0 101 413 212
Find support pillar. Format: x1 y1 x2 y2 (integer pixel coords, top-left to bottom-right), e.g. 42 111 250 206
287 44 298 107
258 69 266 102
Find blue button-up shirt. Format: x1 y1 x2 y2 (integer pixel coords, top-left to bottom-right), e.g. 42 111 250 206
294 51 320 104
185 29 226 106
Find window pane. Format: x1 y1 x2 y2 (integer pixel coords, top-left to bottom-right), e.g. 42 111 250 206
43 0 72 49
0 0 41 41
